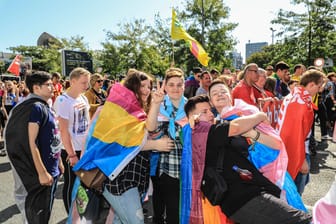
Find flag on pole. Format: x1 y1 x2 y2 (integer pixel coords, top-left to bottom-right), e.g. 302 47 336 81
7 55 21 76
171 9 210 66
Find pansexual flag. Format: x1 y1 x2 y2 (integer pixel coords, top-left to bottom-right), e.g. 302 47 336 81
73 83 147 180
171 9 210 66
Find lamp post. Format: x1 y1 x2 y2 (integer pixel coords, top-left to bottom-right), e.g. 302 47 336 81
270 27 276 45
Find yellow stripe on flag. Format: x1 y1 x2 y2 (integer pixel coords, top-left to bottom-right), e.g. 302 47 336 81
92 101 146 146
171 9 210 66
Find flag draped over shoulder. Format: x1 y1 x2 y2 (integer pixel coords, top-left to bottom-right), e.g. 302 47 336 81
171 9 210 66
73 83 147 180
276 86 316 179
221 99 307 212
7 55 21 76
180 123 230 224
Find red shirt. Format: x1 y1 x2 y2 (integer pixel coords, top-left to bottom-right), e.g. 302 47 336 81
52 83 63 103
231 80 256 106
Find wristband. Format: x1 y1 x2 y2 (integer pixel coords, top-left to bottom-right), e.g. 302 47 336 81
68 154 77 159
252 129 260 142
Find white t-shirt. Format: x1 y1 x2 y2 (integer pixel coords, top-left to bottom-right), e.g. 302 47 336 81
54 93 90 152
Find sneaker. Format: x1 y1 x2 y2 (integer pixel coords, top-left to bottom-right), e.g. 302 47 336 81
0 149 6 157
321 135 333 140
76 185 89 215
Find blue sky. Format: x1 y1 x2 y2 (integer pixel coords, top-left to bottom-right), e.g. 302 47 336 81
0 0 305 61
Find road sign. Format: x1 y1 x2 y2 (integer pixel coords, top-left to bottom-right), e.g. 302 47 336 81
61 50 93 76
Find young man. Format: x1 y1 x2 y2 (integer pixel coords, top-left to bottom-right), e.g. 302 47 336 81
5 71 63 223
54 67 90 214
291 64 306 82
273 61 290 98
182 95 312 224
195 71 212 96
277 69 325 195
184 67 202 98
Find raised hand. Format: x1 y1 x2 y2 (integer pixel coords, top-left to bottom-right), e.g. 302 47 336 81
152 80 165 104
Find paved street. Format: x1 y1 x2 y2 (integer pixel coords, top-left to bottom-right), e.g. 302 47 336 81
0 130 335 223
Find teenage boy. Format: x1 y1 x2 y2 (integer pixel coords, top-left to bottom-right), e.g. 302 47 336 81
6 71 63 223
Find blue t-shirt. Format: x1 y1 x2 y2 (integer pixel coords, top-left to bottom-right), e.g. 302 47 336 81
29 103 62 177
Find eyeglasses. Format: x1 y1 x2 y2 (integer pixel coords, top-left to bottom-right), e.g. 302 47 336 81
41 83 53 88
96 80 103 83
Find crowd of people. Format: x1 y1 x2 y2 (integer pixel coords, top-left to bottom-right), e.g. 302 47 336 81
1 61 336 224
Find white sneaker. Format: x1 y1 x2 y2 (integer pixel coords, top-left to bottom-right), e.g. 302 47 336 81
321 135 333 140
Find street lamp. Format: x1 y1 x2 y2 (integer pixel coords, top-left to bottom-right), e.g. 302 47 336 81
270 27 276 45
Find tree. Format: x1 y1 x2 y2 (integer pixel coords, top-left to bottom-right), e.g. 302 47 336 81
8 36 90 75
174 0 238 71
102 18 172 77
271 0 336 66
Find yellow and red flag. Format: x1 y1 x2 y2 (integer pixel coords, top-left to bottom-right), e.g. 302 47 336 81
171 9 210 66
7 55 21 76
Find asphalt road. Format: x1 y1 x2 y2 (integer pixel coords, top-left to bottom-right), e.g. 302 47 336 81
0 131 335 224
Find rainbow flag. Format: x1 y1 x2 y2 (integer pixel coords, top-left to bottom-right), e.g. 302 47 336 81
171 9 210 66
73 82 147 180
180 123 231 224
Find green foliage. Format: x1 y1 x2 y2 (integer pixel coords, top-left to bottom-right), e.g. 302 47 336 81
176 0 238 71
268 0 336 68
8 36 91 75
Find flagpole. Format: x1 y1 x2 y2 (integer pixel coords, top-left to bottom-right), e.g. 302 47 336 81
171 5 175 67
171 41 175 67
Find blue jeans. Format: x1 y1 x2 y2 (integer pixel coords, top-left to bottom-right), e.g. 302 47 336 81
103 186 144 224
295 154 310 195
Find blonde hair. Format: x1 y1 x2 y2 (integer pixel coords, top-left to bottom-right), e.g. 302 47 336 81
90 73 103 87
69 67 91 80
165 67 184 82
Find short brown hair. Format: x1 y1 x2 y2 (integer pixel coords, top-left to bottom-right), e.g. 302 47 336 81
165 67 184 82
300 69 324 87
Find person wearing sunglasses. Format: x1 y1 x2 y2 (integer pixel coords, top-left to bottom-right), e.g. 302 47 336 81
231 63 260 107
85 73 107 118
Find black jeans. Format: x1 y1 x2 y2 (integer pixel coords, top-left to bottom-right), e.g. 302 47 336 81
230 192 312 224
153 173 179 224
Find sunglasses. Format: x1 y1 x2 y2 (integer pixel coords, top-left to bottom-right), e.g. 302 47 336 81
96 80 103 83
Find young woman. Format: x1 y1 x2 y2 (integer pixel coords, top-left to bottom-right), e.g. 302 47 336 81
3 80 19 115
75 68 174 224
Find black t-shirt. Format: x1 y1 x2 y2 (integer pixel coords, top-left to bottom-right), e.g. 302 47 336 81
205 121 281 217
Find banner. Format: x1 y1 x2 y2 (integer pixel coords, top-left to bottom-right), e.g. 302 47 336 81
259 99 283 128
